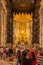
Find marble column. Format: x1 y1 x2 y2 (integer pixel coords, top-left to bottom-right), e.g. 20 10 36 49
32 0 41 45
40 0 43 47
0 2 7 47
0 3 1 46
6 10 13 44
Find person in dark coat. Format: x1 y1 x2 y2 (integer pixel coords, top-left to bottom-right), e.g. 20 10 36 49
22 50 32 65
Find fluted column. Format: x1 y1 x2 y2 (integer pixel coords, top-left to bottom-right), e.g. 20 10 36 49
0 1 7 47
0 2 1 46
32 0 41 44
6 10 13 44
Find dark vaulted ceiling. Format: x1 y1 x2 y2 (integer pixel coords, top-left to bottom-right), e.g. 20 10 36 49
5 0 41 13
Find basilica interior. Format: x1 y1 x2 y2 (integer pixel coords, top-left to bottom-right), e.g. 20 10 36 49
0 0 43 48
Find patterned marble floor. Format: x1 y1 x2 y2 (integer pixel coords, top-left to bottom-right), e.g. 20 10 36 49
0 59 15 65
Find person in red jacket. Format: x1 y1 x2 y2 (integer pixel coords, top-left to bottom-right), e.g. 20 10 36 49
29 47 37 65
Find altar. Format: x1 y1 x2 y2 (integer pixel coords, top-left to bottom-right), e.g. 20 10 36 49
13 13 32 46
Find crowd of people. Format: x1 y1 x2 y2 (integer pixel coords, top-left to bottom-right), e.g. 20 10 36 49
0 43 43 65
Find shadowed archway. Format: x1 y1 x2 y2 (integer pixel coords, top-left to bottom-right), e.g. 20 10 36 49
5 0 41 45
